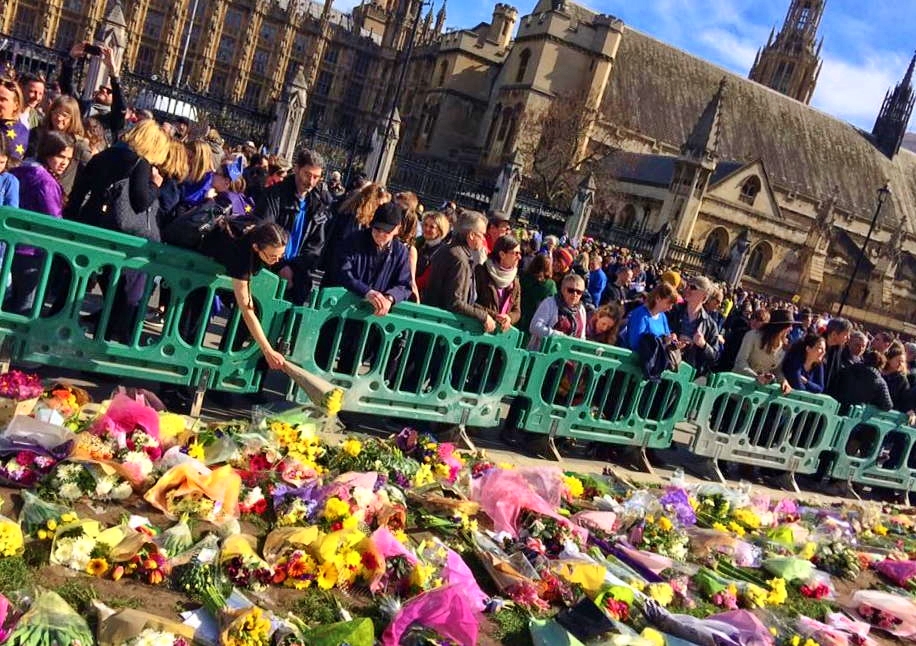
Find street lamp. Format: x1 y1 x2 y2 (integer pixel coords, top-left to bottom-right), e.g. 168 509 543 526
837 181 891 316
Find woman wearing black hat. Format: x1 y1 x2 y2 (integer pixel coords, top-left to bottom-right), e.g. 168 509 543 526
733 308 796 394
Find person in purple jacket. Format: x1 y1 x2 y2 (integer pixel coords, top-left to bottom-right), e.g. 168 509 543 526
213 156 254 218
7 131 73 314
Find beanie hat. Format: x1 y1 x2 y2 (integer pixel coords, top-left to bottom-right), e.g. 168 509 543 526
661 270 681 289
553 247 574 272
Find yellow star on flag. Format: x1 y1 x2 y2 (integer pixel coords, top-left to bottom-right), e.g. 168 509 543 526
244 203 252 213
14 144 24 155
5 129 15 139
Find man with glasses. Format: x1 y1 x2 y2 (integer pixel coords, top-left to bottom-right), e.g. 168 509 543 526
60 42 128 141
423 210 496 333
666 275 721 377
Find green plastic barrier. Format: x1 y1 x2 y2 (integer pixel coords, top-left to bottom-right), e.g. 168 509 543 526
830 406 916 493
285 287 526 428
0 207 289 392
689 372 841 483
517 335 695 453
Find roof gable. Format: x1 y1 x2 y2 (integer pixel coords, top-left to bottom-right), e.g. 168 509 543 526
707 160 781 221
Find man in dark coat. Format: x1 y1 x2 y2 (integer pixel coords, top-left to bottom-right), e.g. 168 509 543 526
253 148 332 304
822 317 852 396
666 275 720 377
334 203 412 313
422 210 496 333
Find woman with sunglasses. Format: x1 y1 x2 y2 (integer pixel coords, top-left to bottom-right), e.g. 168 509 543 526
475 234 522 332
528 273 587 350
0 77 30 162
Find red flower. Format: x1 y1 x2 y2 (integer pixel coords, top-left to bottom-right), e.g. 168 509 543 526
15 451 35 466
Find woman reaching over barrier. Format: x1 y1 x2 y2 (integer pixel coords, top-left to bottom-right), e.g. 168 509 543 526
781 333 826 394
195 221 290 370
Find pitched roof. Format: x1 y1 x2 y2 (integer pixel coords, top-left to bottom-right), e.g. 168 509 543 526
600 27 916 235
604 150 743 188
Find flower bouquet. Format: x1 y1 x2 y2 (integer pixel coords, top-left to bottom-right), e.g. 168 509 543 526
18 490 76 538
3 589 94 646
282 361 345 418
94 601 198 646
0 513 23 557
220 534 273 591
0 370 43 425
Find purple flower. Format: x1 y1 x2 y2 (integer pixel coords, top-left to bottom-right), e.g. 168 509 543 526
395 428 419 454
659 487 696 526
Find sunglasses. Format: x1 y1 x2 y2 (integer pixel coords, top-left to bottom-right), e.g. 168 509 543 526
565 288 584 296
0 79 18 91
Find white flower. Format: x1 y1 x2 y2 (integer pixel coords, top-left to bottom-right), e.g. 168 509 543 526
57 464 83 482
122 451 154 478
242 486 264 508
59 482 82 500
53 535 96 570
130 431 158 449
95 475 116 497
127 628 177 646
111 482 133 500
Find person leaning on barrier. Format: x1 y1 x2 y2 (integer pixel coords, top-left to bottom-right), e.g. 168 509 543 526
624 281 678 352
882 342 913 412
666 275 721 378
474 234 522 333
422 210 496 333
333 202 413 316
781 332 826 394
253 148 332 305
528 273 587 350
832 350 895 414
415 211 451 294
733 308 796 395
821 317 852 396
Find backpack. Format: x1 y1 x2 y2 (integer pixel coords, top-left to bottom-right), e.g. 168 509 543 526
162 201 234 250
98 158 161 241
636 333 681 382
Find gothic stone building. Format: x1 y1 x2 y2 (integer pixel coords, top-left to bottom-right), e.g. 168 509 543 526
0 0 446 128
400 0 916 333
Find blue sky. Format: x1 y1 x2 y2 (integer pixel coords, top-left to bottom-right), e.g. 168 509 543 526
342 0 916 130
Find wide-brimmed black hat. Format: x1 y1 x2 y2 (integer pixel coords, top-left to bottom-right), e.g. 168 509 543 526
764 309 800 328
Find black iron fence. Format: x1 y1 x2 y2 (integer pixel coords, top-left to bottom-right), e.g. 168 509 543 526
669 240 728 278
388 155 495 211
301 126 372 189
0 35 62 79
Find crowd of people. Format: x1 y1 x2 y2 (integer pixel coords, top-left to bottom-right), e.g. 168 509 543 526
1 44 916 431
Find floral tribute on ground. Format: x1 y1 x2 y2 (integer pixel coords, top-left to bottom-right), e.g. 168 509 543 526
0 370 914 644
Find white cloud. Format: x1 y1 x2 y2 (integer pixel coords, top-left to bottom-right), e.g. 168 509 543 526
697 28 761 71
813 53 910 128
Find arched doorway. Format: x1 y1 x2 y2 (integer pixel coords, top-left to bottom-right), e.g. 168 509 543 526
703 227 730 257
746 242 773 279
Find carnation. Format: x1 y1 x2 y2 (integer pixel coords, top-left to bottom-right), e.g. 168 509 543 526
112 482 134 500
59 482 83 500
122 450 154 478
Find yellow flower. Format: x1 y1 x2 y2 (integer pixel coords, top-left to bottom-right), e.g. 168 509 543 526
317 561 339 590
413 464 434 487
733 508 761 529
727 521 746 537
874 523 889 536
86 558 109 577
341 438 362 457
187 441 205 461
563 475 585 499
799 542 817 560
37 529 48 541
60 513 77 523
803 639 818 646
342 515 360 531
657 516 673 532
744 583 767 608
410 563 436 589
392 529 409 544
769 628 779 636
434 462 451 480
766 578 787 605
46 519 58 531
322 496 351 521
712 522 728 533
791 636 801 646
646 582 674 607
323 388 344 416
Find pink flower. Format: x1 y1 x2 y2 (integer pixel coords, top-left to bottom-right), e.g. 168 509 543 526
15 451 35 467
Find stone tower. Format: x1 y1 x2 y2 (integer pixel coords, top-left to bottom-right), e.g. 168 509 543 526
748 0 825 104
661 78 726 244
872 52 916 159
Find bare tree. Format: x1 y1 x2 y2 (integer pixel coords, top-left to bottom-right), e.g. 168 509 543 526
515 84 620 208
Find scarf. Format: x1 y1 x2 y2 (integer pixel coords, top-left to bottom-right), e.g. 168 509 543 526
554 294 583 337
424 235 445 248
484 258 517 289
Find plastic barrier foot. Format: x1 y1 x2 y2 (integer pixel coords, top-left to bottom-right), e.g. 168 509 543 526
190 370 211 419
456 424 477 452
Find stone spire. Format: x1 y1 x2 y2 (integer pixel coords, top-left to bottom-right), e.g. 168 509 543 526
435 1 446 32
872 52 916 158
682 78 726 168
748 0 825 104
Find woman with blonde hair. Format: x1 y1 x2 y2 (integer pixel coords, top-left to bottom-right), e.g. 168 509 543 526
64 119 170 342
0 76 29 161
83 116 107 156
416 211 450 294
179 139 215 207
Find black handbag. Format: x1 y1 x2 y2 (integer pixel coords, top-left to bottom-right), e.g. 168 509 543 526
98 158 161 242
162 201 233 249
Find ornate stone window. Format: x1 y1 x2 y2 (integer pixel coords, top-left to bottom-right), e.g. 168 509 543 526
739 176 761 206
515 49 531 84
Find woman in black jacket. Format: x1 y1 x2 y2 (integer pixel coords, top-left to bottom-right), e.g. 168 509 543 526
831 351 894 413
65 120 170 343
